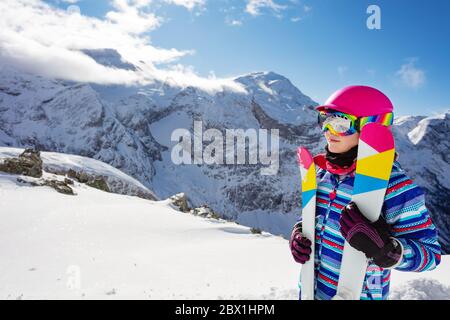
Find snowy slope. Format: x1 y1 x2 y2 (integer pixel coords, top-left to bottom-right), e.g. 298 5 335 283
0 147 156 200
0 166 449 300
0 171 299 299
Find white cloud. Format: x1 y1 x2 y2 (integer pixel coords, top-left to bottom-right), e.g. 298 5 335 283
164 0 205 11
0 0 244 93
245 0 287 16
106 0 161 34
395 58 426 89
66 4 81 15
225 17 243 27
303 5 312 12
288 2 312 23
150 64 246 93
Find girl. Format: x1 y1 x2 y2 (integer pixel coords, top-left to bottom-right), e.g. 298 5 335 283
289 85 441 300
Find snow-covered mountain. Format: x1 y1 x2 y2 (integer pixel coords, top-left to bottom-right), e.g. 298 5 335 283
0 49 448 252
0 151 449 299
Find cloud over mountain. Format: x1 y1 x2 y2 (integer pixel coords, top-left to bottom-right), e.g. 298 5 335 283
0 0 243 93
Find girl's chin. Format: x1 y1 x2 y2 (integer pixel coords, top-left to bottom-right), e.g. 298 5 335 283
327 143 343 153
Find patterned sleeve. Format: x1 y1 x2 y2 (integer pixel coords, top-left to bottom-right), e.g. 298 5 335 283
382 163 442 272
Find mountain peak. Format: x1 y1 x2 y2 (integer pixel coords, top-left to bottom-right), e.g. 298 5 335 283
235 71 288 83
81 48 138 71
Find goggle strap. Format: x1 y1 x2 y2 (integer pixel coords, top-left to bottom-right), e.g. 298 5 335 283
359 112 394 129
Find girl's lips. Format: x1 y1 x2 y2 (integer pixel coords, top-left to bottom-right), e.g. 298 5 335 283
329 138 340 143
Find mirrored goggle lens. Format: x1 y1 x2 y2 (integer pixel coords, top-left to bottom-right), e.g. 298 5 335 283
320 113 353 133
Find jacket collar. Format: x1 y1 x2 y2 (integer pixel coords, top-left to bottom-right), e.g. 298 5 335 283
314 154 356 177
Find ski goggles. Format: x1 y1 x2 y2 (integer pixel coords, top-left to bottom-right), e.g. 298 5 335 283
318 110 394 136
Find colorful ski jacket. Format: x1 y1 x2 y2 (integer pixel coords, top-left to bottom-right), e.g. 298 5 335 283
297 160 442 300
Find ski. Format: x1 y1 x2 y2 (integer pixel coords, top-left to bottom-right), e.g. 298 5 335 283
297 147 317 300
333 123 396 300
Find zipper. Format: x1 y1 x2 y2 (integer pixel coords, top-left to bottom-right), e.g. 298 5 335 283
317 173 339 261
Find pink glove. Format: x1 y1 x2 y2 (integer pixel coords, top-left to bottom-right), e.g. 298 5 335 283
289 223 312 264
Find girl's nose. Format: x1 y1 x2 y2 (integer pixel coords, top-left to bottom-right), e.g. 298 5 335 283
326 131 338 138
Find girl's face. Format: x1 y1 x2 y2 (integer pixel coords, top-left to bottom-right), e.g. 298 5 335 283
325 131 360 153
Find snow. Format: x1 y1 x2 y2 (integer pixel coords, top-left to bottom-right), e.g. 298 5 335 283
234 71 318 125
389 254 450 299
0 147 156 199
149 111 192 147
0 159 449 300
408 112 449 145
390 278 450 300
82 49 137 71
0 171 299 299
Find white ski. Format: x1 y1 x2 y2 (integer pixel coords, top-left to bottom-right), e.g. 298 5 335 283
333 123 395 300
297 147 317 300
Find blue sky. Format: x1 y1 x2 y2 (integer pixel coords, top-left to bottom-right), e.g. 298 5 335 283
43 0 450 116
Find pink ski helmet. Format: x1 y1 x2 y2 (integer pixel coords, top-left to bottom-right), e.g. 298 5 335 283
316 85 394 117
